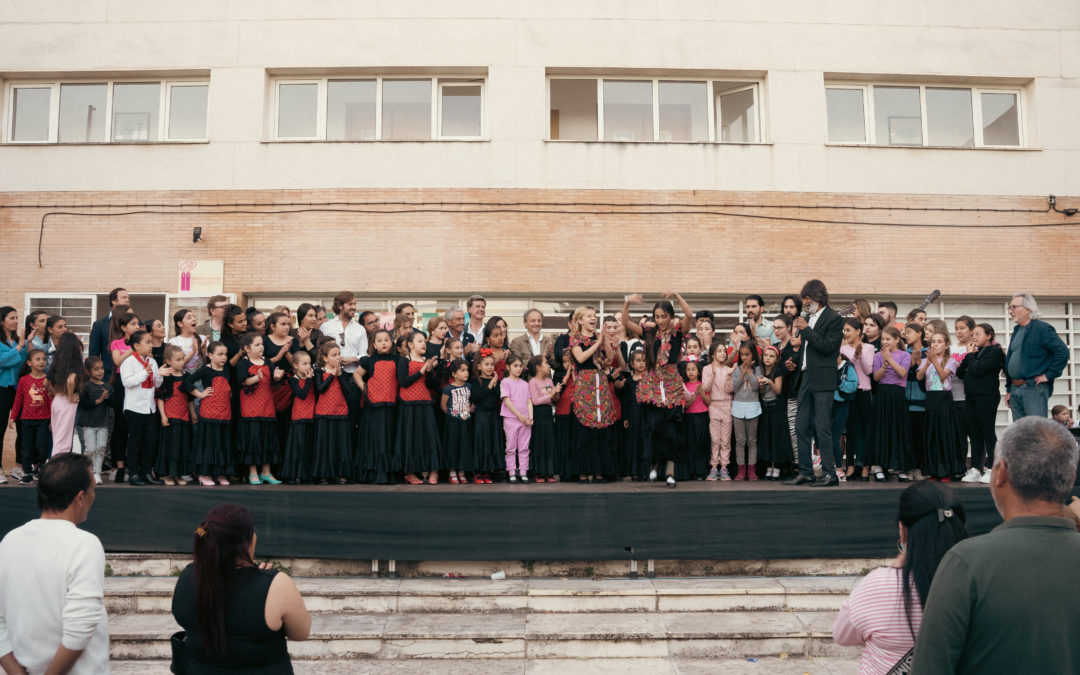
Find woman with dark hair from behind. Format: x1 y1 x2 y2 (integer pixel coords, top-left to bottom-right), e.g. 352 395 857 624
833 481 968 674
47 332 84 456
172 504 310 673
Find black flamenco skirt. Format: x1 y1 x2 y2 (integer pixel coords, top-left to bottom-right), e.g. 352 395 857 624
642 403 684 470
236 418 280 466
864 384 913 471
529 405 558 476
757 400 792 464
472 409 504 474
683 412 711 478
280 420 314 481
155 421 191 477
570 414 617 477
922 391 965 478
312 417 353 479
554 414 573 477
192 419 232 476
356 405 395 484
619 404 647 479
442 416 475 471
393 402 443 473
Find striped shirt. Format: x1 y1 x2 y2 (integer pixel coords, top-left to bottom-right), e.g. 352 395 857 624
833 566 922 675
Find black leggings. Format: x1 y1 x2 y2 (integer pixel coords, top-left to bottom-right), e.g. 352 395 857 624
20 419 51 473
125 411 160 476
966 396 999 470
0 386 14 467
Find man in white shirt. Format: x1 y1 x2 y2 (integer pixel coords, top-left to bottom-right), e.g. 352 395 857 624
509 309 555 368
322 292 369 439
465 295 487 346
0 453 109 675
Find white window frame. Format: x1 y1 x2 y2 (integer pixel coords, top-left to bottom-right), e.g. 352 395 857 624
546 75 763 144
270 76 486 142
24 293 98 355
164 82 211 142
824 82 1025 148
3 78 208 145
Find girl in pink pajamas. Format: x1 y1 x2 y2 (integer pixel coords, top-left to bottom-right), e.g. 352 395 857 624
701 342 735 481
500 354 533 483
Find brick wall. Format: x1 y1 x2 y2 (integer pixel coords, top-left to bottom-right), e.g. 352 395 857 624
0 188 1077 309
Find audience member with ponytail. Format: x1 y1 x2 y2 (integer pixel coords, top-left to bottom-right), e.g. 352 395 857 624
172 504 310 673
833 481 968 674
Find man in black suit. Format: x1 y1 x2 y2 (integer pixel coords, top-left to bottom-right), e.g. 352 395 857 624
784 279 844 487
88 287 129 381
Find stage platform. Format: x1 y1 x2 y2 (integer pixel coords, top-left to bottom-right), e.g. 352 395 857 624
1 481 1075 561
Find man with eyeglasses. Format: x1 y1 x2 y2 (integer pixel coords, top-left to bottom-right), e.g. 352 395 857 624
1004 293 1068 419
322 292 368 439
196 295 229 342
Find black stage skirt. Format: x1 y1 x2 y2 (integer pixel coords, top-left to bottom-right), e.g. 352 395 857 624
472 408 504 474
393 402 443 473
280 420 314 481
442 415 475 471
312 417 352 479
275 409 291 462
683 411 711 479
554 414 573 478
757 400 792 464
570 415 616 477
155 421 191 478
529 404 557 476
864 384 913 471
922 391 964 478
356 405 394 484
236 418 280 466
192 419 232 476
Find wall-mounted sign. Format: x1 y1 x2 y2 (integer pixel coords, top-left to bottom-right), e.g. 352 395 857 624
178 260 224 296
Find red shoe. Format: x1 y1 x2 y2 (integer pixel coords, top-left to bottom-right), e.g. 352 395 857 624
747 466 758 481
483 475 493 484
473 475 485 484
939 476 951 482
734 465 746 481
404 474 423 485
450 475 460 485
535 476 546 483
428 472 438 485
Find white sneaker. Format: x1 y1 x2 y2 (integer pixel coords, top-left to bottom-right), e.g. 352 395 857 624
180 474 194 483
94 473 102 485
10 466 24 480
836 470 846 483
508 475 517 484
961 468 982 483
0 471 7 485
666 476 676 488
648 469 658 481
978 469 992 484
812 453 822 471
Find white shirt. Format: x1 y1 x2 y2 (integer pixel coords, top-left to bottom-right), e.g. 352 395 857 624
321 317 368 374
168 334 205 373
120 354 162 414
467 321 485 345
527 332 543 356
0 519 110 675
802 306 825 371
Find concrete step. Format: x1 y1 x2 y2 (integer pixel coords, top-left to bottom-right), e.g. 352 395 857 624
105 553 888 578
110 656 861 673
105 575 856 614
108 610 858 661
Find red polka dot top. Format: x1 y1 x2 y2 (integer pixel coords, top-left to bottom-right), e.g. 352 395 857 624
156 376 191 422
314 370 349 418
186 367 232 422
237 358 275 420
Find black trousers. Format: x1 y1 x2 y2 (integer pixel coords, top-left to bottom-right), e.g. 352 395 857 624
966 395 999 470
0 386 14 468
124 410 160 476
796 386 836 476
343 375 364 443
20 419 51 472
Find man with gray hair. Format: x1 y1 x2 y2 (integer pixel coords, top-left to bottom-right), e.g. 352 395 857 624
444 306 476 354
911 417 1080 673
509 308 556 368
1004 292 1068 419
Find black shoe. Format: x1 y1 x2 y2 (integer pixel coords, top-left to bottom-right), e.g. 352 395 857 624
810 475 840 487
114 468 127 484
128 475 147 486
17 474 33 485
143 474 164 486
783 475 814 486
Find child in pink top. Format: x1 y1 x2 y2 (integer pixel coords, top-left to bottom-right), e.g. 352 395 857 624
682 360 710 479
500 354 533 482
700 343 735 480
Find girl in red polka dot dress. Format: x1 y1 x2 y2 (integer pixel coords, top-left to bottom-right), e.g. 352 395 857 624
281 350 316 484
236 333 284 485
154 345 196 486
312 341 352 485
187 342 233 486
355 329 398 485
393 331 442 485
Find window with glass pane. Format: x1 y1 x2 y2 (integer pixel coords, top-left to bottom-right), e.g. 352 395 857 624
549 79 597 141
167 85 208 140
981 92 1019 146
603 80 653 142
58 84 107 143
873 86 922 146
277 83 318 138
826 88 866 143
111 83 160 142
382 80 431 141
11 87 51 141
717 86 757 143
327 80 376 141
440 85 482 137
925 88 973 147
658 81 707 142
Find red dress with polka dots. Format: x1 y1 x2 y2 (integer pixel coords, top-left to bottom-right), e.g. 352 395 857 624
156 376 191 422
289 377 315 421
397 359 432 403
185 367 231 422
238 358 275 420
315 371 349 418
360 354 398 407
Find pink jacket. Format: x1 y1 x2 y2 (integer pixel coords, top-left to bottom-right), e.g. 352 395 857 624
701 363 734 410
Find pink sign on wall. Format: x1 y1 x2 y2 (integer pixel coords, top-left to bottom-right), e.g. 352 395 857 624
177 260 224 296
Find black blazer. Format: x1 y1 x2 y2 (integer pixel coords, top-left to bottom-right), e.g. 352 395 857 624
799 306 844 392
88 316 115 379
957 343 1004 399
